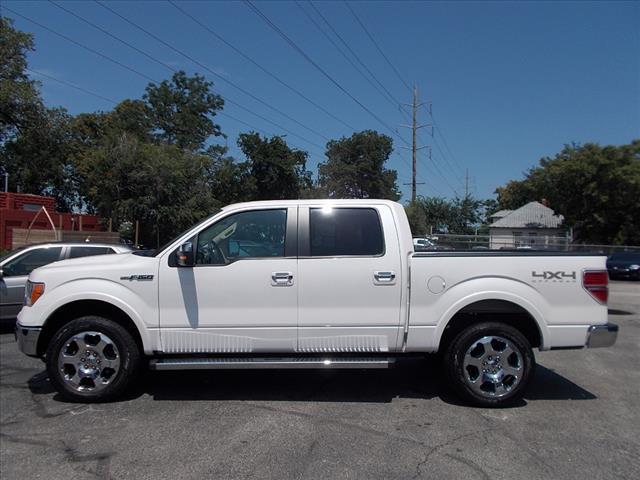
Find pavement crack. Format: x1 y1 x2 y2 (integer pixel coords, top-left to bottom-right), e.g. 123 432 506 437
412 432 478 479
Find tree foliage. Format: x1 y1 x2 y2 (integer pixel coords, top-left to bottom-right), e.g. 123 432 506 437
237 132 312 200
0 17 41 144
143 71 224 151
406 195 484 235
318 130 400 200
495 141 640 244
77 134 219 247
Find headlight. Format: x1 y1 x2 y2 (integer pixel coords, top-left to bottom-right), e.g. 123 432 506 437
629 264 640 270
24 281 45 307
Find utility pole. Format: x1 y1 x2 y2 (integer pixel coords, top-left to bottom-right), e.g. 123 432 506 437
401 85 429 203
464 168 470 198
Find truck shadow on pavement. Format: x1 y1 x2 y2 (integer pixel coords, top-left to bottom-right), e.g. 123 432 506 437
28 356 596 407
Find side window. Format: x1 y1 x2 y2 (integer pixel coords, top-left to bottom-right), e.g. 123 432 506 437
68 247 115 259
2 247 63 276
309 208 384 256
196 209 287 265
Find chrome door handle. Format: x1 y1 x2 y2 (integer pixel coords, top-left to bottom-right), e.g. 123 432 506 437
271 272 294 286
374 271 396 285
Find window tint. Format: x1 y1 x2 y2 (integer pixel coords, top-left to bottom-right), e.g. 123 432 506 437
196 209 287 265
309 208 384 256
2 247 63 276
68 246 115 259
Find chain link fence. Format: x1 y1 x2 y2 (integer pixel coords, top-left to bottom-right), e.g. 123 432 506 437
415 233 640 254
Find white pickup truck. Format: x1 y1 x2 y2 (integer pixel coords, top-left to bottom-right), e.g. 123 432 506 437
15 200 617 406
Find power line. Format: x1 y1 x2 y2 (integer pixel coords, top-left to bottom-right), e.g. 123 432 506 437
50 1 179 74
430 110 466 176
245 1 403 144
303 1 400 108
343 1 411 93
25 66 318 159
93 0 330 143
334 0 464 195
25 67 118 105
167 0 356 132
11 3 325 152
4 6 158 83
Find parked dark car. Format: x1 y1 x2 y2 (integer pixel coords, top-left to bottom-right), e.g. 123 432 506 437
606 252 640 280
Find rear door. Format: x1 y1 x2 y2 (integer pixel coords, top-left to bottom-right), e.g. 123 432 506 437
297 205 403 353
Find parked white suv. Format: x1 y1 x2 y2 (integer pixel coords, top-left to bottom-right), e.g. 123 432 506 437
15 200 617 406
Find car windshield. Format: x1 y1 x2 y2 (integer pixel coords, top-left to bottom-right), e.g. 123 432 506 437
150 210 221 256
610 253 640 261
0 245 29 263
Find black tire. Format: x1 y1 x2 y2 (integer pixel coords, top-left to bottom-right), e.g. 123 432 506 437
46 316 141 402
444 322 535 407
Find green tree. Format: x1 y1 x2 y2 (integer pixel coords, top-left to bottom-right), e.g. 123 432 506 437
143 71 224 151
2 107 81 210
318 130 400 200
495 141 640 244
78 134 219 247
405 201 427 235
207 156 254 205
237 132 311 200
0 17 42 145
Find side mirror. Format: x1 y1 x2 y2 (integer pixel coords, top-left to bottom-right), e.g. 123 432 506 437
0 267 3 279
176 242 194 267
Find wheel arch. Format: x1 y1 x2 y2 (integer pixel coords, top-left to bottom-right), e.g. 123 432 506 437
435 292 549 353
37 299 144 357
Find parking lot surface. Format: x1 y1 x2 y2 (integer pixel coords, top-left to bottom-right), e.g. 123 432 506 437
1 281 639 479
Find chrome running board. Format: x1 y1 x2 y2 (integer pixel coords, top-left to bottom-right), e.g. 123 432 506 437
149 357 395 371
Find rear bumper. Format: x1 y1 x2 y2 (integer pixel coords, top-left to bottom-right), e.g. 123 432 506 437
586 323 618 348
14 323 42 357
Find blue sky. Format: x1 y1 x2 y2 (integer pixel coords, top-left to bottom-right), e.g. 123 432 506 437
3 0 639 201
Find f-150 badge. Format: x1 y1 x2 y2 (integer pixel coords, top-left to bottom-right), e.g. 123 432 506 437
120 275 154 281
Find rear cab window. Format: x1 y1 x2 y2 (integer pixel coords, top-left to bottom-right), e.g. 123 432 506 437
309 208 384 257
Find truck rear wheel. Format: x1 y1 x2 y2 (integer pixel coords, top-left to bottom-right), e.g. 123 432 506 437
46 316 141 402
444 322 535 407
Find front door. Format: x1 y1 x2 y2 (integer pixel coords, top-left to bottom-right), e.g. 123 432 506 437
297 205 403 353
158 207 298 353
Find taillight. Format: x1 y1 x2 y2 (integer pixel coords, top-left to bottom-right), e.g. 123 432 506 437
583 270 608 304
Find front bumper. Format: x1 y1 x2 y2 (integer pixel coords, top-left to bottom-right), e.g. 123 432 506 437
14 323 42 357
586 323 618 348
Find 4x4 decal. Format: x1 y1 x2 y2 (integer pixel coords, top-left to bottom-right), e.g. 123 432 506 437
531 271 577 283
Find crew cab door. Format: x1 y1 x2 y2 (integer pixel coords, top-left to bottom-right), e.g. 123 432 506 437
157 207 298 353
297 205 403 352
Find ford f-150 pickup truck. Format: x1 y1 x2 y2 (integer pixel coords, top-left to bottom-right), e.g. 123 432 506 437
14 200 617 406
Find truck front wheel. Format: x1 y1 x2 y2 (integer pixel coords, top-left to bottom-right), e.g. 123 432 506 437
444 322 535 407
45 316 141 402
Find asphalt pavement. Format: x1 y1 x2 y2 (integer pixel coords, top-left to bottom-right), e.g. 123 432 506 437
1 281 639 479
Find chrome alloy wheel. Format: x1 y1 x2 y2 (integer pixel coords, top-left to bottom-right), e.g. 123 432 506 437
462 335 523 398
57 331 121 392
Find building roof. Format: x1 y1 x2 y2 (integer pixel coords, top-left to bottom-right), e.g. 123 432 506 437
489 209 513 219
490 201 564 229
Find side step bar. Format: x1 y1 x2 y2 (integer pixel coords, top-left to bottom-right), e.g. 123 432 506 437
150 357 395 371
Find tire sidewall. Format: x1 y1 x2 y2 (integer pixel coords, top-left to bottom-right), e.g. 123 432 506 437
46 316 140 402
446 322 535 407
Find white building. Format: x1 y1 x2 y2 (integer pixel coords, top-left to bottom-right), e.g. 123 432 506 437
489 201 567 249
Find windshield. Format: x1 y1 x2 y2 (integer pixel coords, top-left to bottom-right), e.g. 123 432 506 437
150 210 221 256
610 252 640 261
0 245 28 263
